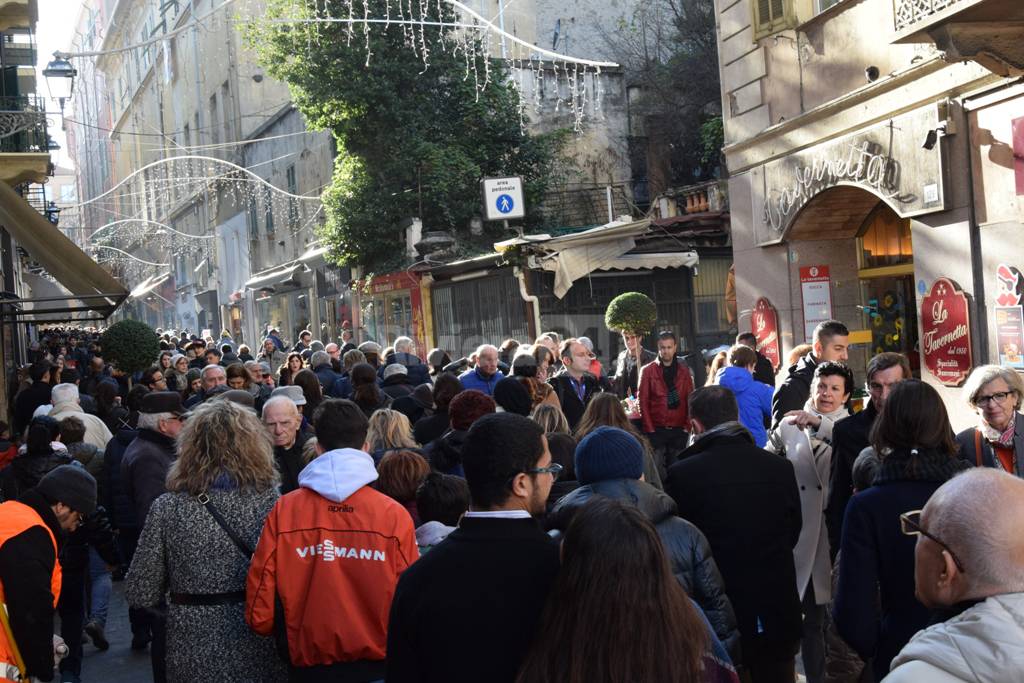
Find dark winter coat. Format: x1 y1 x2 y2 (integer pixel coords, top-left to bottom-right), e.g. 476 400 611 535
548 478 741 661
666 423 803 661
611 347 657 399
383 352 431 386
102 428 139 529
0 490 65 680
12 380 52 437
548 370 603 431
771 352 818 429
387 516 560 683
0 448 73 503
825 402 877 559
120 428 177 526
833 450 970 681
753 351 776 387
328 373 353 399
381 374 416 401
413 410 449 447
423 429 467 477
312 364 341 393
274 427 314 494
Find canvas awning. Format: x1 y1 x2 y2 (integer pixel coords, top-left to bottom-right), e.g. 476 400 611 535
244 264 300 291
129 272 172 300
0 180 127 320
600 251 699 272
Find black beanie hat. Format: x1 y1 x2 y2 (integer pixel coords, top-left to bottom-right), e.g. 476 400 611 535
493 378 532 416
37 464 97 515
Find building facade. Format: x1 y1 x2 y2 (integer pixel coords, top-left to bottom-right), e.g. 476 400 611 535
715 0 1024 427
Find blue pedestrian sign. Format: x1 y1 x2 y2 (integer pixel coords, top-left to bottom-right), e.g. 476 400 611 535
481 176 526 221
496 194 514 214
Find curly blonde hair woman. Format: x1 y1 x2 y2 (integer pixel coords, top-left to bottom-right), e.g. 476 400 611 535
366 409 419 463
127 401 285 682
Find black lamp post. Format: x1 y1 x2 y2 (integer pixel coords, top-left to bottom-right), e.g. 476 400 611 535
42 52 77 120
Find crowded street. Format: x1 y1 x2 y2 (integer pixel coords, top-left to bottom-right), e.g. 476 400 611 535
1 0 1022 681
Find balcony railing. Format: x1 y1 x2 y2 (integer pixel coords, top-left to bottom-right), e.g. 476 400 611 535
0 95 49 153
893 0 962 31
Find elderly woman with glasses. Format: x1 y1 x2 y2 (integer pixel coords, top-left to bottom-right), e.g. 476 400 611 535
956 364 1024 477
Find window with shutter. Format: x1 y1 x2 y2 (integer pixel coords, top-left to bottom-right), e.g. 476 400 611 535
753 0 791 37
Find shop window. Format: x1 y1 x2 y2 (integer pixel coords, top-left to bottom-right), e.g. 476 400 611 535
858 207 912 271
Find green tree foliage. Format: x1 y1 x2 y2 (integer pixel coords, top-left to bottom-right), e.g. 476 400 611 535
249 1 572 270
607 0 723 187
100 320 161 375
605 292 658 336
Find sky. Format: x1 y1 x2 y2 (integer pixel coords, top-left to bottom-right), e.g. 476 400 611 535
36 0 82 169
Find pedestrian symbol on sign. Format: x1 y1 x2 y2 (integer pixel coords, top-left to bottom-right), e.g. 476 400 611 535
496 194 514 214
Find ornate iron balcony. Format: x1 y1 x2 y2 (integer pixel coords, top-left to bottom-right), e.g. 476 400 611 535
893 0 962 30
0 95 49 153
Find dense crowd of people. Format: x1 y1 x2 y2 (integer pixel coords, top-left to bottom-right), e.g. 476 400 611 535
0 321 1022 682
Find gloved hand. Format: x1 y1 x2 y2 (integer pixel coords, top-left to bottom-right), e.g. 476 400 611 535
53 634 68 667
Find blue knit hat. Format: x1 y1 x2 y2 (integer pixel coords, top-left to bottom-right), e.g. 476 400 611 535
574 426 644 485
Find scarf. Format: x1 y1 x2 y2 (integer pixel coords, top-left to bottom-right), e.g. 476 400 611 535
802 399 849 442
978 416 1016 448
873 447 970 486
661 359 680 410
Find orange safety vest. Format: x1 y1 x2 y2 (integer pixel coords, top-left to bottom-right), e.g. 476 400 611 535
0 501 62 680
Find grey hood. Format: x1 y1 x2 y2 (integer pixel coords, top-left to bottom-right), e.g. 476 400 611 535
888 593 1024 682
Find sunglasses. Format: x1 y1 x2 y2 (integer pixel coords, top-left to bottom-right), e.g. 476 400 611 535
899 510 965 573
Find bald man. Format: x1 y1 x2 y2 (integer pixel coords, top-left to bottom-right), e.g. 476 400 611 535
458 344 504 396
262 396 313 493
884 469 1024 682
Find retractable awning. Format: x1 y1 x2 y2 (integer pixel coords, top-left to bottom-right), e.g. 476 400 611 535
129 273 172 300
244 264 301 291
0 180 127 320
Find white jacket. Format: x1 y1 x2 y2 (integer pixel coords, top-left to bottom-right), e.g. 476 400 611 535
49 401 113 450
884 592 1024 683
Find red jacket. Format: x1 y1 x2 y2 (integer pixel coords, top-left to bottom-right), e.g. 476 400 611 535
638 358 694 433
246 448 418 668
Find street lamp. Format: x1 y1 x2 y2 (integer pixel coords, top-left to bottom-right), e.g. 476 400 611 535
42 52 77 117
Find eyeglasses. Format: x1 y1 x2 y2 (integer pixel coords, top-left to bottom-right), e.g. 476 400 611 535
975 391 1015 406
525 462 564 480
899 510 965 573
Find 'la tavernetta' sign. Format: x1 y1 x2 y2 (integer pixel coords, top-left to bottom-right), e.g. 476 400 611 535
756 105 948 245
921 278 972 387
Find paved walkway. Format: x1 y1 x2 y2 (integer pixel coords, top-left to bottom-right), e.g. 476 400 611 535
78 581 153 683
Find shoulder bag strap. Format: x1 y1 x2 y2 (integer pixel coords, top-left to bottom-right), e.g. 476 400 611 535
198 493 255 559
974 429 983 468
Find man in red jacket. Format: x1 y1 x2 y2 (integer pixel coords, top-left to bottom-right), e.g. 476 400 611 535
246 399 418 682
639 330 695 475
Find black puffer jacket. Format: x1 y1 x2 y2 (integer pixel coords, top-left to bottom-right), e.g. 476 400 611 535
0 447 73 502
423 429 467 476
547 478 741 662
102 428 138 529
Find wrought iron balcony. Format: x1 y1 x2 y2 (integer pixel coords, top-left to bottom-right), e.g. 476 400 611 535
0 95 48 153
893 0 964 31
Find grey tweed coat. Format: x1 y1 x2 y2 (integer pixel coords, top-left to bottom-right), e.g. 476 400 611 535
126 487 287 682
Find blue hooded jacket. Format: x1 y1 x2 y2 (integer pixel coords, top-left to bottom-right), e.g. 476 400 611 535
716 365 773 447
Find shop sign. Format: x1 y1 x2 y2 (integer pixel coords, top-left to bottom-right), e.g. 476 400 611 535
994 263 1024 369
756 106 947 245
799 266 833 343
752 298 781 371
920 278 972 387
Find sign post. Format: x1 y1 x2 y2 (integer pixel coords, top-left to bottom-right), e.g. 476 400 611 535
799 265 833 343
752 297 781 371
920 277 973 386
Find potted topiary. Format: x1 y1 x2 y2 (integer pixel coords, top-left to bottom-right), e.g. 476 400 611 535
604 291 657 336
100 320 161 381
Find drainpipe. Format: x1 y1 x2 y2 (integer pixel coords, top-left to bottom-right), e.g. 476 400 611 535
514 266 541 339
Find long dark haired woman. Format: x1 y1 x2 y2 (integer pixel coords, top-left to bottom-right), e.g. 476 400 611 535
292 369 323 422
833 379 969 681
517 497 736 683
0 415 70 501
94 381 130 434
574 392 663 489
278 352 304 387
350 362 390 418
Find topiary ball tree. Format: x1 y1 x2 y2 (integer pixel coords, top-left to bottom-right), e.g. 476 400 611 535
100 319 161 375
605 292 658 336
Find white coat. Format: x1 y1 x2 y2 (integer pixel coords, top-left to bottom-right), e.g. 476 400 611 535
884 592 1024 683
774 404 847 604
